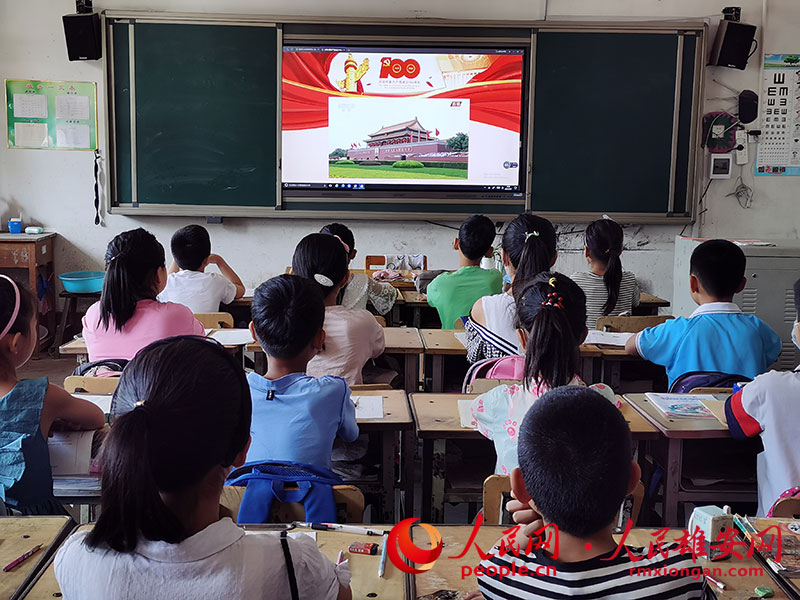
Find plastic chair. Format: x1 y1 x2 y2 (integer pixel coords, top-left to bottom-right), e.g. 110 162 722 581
194 312 234 329
221 484 365 524
63 375 120 394
596 315 673 333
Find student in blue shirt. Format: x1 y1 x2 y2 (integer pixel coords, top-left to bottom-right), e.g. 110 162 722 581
625 239 781 387
246 274 359 469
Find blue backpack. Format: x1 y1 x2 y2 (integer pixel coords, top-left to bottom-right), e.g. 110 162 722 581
225 461 342 524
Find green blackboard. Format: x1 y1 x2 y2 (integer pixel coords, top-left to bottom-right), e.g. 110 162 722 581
111 22 278 208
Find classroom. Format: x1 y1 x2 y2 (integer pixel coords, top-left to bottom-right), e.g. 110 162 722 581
2 0 800 598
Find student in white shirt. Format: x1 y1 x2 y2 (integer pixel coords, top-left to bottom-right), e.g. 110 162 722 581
158 224 245 313
55 336 351 600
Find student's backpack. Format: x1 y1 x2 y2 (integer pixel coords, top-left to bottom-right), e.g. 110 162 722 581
462 355 525 393
226 461 342 524
72 358 128 377
768 486 800 518
669 371 751 394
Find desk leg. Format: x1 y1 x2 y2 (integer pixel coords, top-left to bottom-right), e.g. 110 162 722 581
380 432 395 523
413 307 421 329
430 439 446 523
404 354 419 394
401 430 415 519
432 356 444 393
663 438 683 527
580 356 598 384
254 352 267 375
601 358 621 389
421 439 433 521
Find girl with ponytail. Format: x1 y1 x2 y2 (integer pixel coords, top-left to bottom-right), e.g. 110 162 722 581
0 276 104 514
572 218 640 329
470 272 595 475
465 213 557 362
55 336 352 600
82 228 204 362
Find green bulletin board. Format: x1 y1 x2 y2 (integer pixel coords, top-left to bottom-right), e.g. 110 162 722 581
5 79 97 150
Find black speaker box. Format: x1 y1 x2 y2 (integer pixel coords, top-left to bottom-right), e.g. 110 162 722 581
62 13 101 61
739 90 759 124
709 20 757 70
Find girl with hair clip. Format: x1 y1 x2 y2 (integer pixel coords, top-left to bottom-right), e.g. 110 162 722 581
293 233 384 385
470 272 614 475
82 228 204 363
54 336 352 600
0 276 104 514
464 214 557 363
320 223 398 316
572 217 640 329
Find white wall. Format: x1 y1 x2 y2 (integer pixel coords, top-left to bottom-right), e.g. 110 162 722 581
1 0 797 303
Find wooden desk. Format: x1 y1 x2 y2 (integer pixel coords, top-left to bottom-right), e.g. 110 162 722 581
624 393 753 527
351 269 420 290
411 393 658 523
400 290 429 328
0 233 57 353
635 292 671 316
413 525 785 599
0 516 73 600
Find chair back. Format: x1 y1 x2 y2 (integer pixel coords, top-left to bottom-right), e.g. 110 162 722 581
470 379 522 395
688 387 734 395
670 372 751 394
64 375 120 394
350 383 393 391
366 254 428 271
194 312 234 329
595 315 673 333
374 315 387 328
221 484 364 524
482 474 511 524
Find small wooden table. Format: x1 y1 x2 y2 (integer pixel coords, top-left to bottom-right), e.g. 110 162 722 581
624 393 754 527
411 393 658 523
635 292 671 316
0 516 73 600
0 233 57 353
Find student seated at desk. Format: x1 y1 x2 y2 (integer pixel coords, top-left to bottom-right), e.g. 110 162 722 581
471 273 589 475
572 217 640 329
320 222 398 316
246 275 359 469
55 336 351 600
465 214 557 362
625 239 780 388
427 214 503 329
82 228 204 363
726 277 800 516
0 276 105 514
474 387 706 599
158 224 245 313
293 233 385 385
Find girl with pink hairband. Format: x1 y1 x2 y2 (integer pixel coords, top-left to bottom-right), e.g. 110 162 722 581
0 276 104 514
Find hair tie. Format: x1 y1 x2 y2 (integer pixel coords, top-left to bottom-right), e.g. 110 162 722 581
548 276 557 288
604 249 611 254
314 273 335 287
542 291 564 309
0 275 21 342
524 231 540 241
332 235 351 255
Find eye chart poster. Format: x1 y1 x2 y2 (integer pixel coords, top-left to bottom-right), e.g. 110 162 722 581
757 54 800 176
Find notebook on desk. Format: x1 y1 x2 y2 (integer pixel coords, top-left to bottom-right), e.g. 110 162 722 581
645 393 716 419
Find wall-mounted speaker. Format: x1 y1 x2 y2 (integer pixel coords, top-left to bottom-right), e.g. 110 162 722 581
62 12 101 61
709 20 757 70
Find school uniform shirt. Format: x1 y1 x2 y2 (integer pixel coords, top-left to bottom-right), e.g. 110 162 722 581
246 372 359 469
471 376 584 475
157 270 237 314
82 299 205 362
634 302 781 388
307 305 385 385
54 518 341 600
571 270 640 329
477 541 705 599
726 367 800 515
426 266 503 329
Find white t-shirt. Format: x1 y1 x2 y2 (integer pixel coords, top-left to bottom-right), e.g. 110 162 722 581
158 270 237 314
54 518 340 600
481 293 522 354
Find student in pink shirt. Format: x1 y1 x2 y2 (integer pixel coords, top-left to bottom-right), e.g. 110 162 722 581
292 233 384 385
82 228 204 362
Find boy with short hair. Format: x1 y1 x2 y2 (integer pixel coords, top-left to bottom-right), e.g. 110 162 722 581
158 224 246 313
725 277 800 516
476 387 705 599
426 215 502 328
625 239 781 387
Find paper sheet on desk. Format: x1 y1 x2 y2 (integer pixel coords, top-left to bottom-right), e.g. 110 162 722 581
584 330 634 346
48 430 93 476
454 331 468 348
700 397 728 427
73 393 112 415
208 329 254 346
353 395 383 419
458 400 477 429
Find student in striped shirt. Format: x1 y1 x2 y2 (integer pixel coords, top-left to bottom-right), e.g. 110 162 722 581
572 218 639 329
474 387 707 600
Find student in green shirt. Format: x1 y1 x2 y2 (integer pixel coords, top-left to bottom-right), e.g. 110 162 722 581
427 215 503 329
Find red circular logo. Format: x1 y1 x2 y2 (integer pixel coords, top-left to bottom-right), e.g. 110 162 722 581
386 518 444 574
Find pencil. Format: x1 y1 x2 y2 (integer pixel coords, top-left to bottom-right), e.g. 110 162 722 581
336 551 344 565
3 544 42 572
378 533 388 578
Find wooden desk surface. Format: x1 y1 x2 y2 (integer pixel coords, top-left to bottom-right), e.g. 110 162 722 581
420 329 466 356
401 290 428 306
0 516 73 600
414 525 784 599
351 269 420 290
352 390 413 431
411 393 658 440
0 233 56 243
639 292 671 308
624 393 731 439
383 327 425 354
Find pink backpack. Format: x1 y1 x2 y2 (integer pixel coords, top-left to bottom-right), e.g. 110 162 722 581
462 356 525 393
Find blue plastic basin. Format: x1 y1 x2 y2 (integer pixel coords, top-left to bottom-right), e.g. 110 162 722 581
58 271 104 293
